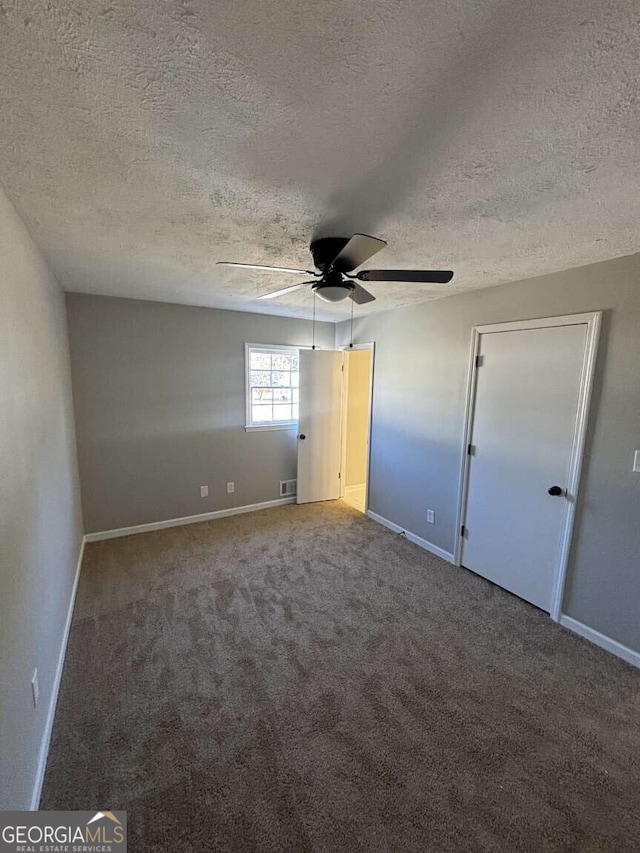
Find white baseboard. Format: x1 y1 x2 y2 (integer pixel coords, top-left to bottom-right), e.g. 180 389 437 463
30 535 85 810
367 510 455 564
84 497 297 543
344 483 365 494
559 615 640 669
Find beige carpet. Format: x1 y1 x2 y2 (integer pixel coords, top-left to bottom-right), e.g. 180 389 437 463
42 501 640 852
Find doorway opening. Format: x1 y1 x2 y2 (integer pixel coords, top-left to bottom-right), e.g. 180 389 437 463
340 344 374 514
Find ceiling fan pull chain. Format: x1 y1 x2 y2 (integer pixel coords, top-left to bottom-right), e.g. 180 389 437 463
350 298 354 348
312 289 316 350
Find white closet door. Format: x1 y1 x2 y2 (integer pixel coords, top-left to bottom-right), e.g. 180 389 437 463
462 323 587 611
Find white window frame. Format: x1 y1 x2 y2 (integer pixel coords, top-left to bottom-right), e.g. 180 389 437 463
244 343 301 432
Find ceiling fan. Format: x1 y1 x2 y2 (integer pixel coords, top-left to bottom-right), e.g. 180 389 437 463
217 234 454 304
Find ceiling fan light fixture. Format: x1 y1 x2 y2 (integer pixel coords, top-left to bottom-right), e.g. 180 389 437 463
312 280 355 303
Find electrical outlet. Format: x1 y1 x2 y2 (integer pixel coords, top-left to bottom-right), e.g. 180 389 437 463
31 669 39 707
227 482 235 494
426 509 435 524
200 485 209 498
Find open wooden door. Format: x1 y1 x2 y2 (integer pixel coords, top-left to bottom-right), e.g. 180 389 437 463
297 350 343 503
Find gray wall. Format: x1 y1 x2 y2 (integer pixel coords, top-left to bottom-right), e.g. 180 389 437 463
66 294 334 532
0 188 83 808
337 253 640 653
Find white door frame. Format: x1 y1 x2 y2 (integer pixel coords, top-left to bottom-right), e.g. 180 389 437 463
339 343 375 513
454 312 602 621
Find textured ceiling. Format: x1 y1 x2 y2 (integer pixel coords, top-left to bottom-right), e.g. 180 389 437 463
1 0 639 321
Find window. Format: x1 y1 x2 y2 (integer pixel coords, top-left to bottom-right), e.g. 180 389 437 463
245 344 299 430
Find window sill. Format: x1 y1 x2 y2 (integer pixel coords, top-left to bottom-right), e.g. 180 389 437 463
244 424 298 433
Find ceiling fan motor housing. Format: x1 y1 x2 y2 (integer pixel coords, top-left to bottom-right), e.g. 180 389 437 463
310 237 350 272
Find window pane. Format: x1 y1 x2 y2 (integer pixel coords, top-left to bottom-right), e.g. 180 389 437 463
250 370 271 387
272 353 292 370
273 388 292 403
247 346 300 426
250 351 271 370
252 387 273 403
271 371 290 387
274 404 293 421
252 405 273 423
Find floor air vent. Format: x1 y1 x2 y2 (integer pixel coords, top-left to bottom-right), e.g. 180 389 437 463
280 479 297 497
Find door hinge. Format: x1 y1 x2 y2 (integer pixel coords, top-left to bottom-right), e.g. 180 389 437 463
338 471 341 479
460 525 467 537
475 354 484 368
467 444 476 456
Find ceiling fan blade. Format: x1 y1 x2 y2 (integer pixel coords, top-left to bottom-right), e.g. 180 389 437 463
217 262 317 275
349 283 376 305
331 234 387 273
356 269 454 283
257 282 311 300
